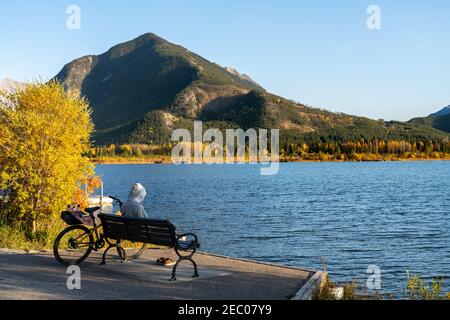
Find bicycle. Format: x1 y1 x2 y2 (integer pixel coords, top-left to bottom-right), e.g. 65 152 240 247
53 196 147 266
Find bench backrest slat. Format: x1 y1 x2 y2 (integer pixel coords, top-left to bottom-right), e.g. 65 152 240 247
100 214 176 247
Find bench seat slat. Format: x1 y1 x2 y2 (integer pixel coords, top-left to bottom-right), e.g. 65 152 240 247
100 214 176 246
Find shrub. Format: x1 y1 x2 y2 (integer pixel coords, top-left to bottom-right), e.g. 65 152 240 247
0 81 94 240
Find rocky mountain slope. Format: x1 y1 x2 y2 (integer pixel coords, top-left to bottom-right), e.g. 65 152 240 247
409 105 450 134
54 33 450 145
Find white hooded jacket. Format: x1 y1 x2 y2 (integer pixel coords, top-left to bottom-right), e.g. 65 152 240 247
121 183 148 218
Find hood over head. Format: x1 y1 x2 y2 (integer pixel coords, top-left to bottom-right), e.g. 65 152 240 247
128 183 147 203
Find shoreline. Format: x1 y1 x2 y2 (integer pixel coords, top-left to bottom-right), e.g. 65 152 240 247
91 158 450 165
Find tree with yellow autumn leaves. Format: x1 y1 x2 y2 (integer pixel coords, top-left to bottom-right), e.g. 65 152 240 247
0 81 94 240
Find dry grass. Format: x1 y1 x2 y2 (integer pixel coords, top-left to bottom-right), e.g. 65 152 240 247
404 272 449 300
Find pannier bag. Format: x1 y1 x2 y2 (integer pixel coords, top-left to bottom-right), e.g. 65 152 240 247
61 211 94 226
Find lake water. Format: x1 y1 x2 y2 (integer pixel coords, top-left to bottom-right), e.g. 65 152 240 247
96 162 450 295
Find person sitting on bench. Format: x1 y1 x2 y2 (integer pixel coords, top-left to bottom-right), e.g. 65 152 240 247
120 183 178 266
121 183 148 218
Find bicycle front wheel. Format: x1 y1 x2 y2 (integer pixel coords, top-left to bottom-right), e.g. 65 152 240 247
53 225 94 266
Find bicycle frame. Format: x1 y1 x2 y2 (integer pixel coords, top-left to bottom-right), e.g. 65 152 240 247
67 196 123 251
68 220 104 250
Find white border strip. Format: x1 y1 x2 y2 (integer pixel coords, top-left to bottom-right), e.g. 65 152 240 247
292 271 328 300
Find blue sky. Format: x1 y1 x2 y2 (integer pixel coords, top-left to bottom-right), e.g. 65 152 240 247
1 0 449 121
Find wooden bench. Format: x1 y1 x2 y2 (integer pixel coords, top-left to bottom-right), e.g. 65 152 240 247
99 214 200 281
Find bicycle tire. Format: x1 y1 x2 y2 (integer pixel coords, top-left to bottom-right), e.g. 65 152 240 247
53 225 94 266
128 243 147 260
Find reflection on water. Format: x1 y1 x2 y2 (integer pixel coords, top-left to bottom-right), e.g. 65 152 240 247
96 162 450 295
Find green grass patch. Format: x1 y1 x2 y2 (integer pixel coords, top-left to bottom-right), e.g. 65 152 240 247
0 219 65 251
0 224 44 251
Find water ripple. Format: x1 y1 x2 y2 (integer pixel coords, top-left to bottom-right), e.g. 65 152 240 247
97 162 450 295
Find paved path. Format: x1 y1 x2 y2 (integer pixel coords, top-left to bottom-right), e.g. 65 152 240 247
0 249 313 300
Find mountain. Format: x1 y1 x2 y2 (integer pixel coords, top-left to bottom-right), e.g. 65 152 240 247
0 79 25 107
0 78 25 93
430 105 450 117
54 33 264 144
409 105 450 133
54 33 450 145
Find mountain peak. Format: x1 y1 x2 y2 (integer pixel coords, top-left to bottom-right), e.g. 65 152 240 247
224 67 262 89
120 32 167 46
54 33 264 141
430 105 450 117
101 33 167 60
0 78 25 93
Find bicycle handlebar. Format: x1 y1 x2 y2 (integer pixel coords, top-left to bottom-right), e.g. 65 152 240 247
107 195 124 207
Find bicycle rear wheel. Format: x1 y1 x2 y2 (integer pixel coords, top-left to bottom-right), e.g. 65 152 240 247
120 243 147 260
53 225 94 266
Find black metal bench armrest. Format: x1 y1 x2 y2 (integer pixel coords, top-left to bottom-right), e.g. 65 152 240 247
176 233 200 250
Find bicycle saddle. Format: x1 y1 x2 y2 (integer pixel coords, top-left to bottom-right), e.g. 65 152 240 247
85 207 101 215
